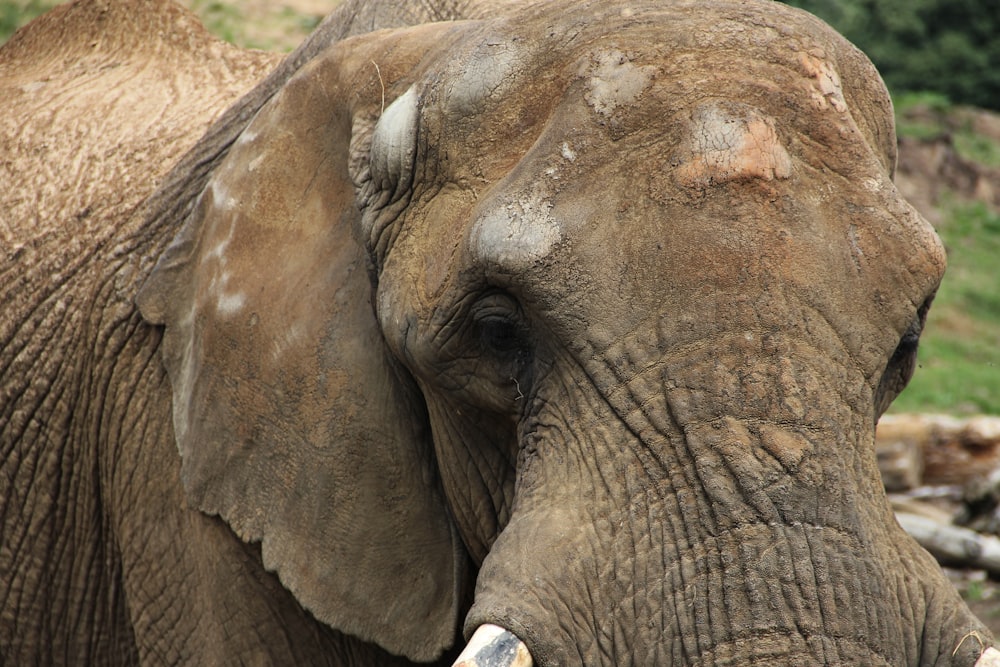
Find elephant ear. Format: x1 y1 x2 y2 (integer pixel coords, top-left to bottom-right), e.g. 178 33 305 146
136 24 467 662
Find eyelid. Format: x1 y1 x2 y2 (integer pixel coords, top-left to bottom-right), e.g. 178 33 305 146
474 307 517 325
472 291 522 321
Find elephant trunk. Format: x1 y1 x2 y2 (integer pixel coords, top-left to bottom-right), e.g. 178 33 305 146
461 337 989 665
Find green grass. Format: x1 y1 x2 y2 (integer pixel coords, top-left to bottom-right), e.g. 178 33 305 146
0 0 55 43
892 199 1000 415
894 91 953 141
887 93 1000 415
182 1 319 52
188 0 244 45
955 131 1000 169
177 1 321 52
964 579 986 603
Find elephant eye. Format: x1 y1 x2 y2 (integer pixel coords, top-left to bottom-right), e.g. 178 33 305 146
478 316 524 355
472 293 530 361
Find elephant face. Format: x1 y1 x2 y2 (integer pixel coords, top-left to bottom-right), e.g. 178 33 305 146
138 1 982 665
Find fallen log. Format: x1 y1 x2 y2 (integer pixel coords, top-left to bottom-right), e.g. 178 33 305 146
897 511 1000 575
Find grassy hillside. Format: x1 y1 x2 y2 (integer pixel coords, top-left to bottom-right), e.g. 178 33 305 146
890 96 1000 415
4 1 998 415
895 199 1000 414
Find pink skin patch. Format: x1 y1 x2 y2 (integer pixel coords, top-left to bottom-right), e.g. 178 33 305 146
675 102 792 188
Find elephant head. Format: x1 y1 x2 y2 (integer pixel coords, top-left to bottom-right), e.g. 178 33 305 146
137 0 991 664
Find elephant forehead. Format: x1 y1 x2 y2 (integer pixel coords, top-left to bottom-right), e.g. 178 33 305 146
420 3 868 198
674 102 793 188
580 48 658 119
439 34 523 118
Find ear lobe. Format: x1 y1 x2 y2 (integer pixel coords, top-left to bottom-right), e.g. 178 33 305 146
137 27 466 662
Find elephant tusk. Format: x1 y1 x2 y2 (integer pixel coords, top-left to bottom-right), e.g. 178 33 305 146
453 624 533 667
977 647 1000 666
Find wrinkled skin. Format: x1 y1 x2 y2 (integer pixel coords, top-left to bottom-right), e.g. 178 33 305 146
1 0 994 665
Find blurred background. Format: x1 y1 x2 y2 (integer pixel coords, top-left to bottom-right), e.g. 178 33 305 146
4 0 1000 632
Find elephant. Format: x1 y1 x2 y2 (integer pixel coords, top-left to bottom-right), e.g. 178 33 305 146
3 0 998 664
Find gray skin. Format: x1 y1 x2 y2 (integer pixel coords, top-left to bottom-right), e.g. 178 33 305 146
1 0 993 665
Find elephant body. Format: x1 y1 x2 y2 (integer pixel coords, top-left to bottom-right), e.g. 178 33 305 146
1 0 994 665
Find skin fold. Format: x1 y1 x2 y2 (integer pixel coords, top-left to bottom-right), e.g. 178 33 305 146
1 0 993 665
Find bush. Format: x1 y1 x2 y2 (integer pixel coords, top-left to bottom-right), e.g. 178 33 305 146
782 0 1000 111
0 0 53 43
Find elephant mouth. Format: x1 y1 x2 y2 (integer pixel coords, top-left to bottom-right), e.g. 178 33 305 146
454 624 533 667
